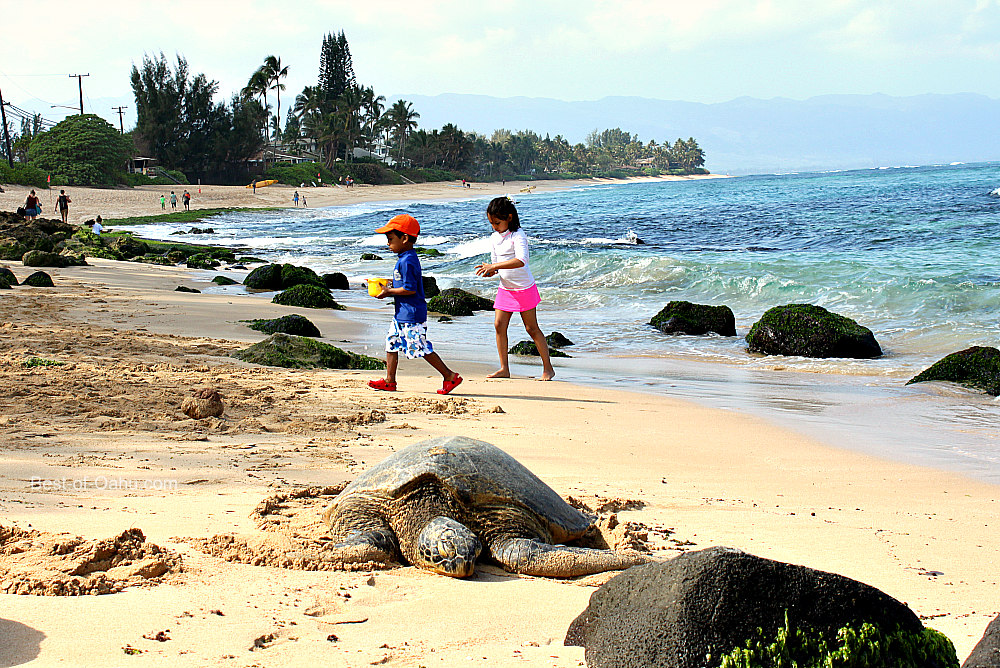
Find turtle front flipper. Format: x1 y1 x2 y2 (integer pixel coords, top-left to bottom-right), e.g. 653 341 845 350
414 516 482 577
490 537 648 577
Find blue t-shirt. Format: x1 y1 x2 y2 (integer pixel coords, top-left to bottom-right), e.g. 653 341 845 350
392 249 427 324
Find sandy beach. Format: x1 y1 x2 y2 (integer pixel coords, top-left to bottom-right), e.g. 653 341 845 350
0 181 997 666
0 174 726 224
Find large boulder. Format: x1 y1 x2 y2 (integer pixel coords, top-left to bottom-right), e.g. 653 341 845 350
211 275 240 286
0 266 18 286
22 250 75 268
423 276 440 298
907 346 1000 396
323 272 350 290
108 235 149 259
21 271 54 287
245 263 324 290
964 614 1000 667
745 304 882 358
180 388 224 419
650 301 737 336
427 287 493 316
271 284 345 310
566 547 957 668
232 333 384 370
245 314 321 337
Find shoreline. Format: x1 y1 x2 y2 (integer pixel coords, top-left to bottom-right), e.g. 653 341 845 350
0 256 997 664
0 173 728 224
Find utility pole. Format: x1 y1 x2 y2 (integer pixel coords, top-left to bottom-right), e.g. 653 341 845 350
112 106 128 133
68 73 89 115
0 85 12 168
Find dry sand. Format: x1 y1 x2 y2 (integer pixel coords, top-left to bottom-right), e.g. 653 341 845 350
0 182 997 666
0 174 726 224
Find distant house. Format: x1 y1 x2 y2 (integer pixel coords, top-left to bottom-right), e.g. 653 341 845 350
130 156 158 175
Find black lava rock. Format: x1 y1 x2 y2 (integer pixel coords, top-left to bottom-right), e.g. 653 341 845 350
745 303 881 358
245 314 321 337
650 301 737 336
907 346 1000 396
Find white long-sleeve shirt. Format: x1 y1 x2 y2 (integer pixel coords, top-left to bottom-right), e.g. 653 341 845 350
490 228 535 291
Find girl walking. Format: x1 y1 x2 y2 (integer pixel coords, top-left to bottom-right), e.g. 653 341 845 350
475 196 555 381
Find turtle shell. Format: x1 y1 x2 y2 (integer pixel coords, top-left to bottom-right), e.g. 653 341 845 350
331 436 592 540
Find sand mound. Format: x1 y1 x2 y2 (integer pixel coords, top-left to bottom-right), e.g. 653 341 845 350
0 525 181 595
189 486 658 575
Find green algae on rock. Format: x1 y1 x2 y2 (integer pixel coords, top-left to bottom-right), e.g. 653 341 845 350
650 301 737 336
746 304 881 359
271 284 345 310
245 314 321 338
906 346 1000 396
232 333 384 370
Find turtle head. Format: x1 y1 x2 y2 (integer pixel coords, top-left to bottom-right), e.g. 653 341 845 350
416 516 482 577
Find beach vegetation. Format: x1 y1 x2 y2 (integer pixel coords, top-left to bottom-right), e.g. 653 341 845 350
103 208 273 226
0 162 50 189
232 332 384 370
718 613 958 668
23 357 66 368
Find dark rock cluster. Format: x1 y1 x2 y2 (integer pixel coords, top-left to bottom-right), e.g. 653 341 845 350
232 333 384 370
427 288 493 316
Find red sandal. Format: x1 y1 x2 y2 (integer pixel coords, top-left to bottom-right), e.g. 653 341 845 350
437 374 463 395
368 378 397 391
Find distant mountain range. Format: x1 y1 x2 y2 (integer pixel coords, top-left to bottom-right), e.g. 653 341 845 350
387 92 1000 175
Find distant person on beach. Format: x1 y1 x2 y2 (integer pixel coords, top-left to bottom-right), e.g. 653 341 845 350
293 191 299 207
475 196 554 381
182 190 191 210
159 194 165 210
54 190 71 224
368 214 463 395
170 191 177 209
92 217 103 236
24 190 40 220
252 180 257 194
301 193 307 207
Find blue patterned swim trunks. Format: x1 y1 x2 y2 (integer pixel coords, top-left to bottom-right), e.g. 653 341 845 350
385 320 434 359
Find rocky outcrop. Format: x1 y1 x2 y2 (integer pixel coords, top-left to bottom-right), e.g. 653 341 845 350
427 287 493 316
271 284 345 310
566 546 956 668
174 286 201 293
0 215 75 260
180 388 224 419
108 235 149 259
184 253 220 269
546 332 574 348
232 333 384 370
245 314 321 338
745 304 882 358
964 614 1000 667
650 301 737 336
323 272 350 290
211 275 240 286
0 266 19 286
21 271 54 287
360 253 383 261
907 346 1000 396
22 250 84 268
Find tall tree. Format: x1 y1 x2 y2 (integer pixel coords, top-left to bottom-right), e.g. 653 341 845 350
387 99 419 164
318 31 356 101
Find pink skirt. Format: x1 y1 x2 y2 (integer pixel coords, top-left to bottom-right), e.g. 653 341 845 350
494 284 541 312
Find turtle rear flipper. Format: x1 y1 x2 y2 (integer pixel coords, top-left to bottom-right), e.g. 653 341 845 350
491 537 648 577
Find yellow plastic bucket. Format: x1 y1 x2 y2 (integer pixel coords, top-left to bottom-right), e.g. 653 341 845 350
367 278 389 297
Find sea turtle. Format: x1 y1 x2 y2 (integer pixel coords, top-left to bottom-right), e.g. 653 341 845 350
320 436 647 578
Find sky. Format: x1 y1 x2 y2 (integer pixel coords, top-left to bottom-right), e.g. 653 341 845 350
2 0 999 131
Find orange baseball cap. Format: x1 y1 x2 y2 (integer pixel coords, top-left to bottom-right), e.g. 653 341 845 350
376 214 420 237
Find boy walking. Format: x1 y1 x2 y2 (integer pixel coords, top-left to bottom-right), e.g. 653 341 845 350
368 214 462 395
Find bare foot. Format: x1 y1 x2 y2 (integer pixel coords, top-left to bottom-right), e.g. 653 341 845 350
539 370 555 381
486 369 510 379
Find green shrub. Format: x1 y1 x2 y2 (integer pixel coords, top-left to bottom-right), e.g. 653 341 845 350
28 114 129 186
0 163 49 188
265 162 337 186
23 357 66 368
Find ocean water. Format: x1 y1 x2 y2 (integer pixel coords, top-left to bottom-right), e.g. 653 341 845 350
121 163 1000 482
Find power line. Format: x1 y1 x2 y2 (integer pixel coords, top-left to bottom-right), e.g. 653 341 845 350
112 106 128 133
68 73 89 115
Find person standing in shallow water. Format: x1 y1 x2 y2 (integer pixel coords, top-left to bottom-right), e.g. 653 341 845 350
475 196 555 381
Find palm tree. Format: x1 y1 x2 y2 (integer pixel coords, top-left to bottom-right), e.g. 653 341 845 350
387 99 419 165
259 56 288 160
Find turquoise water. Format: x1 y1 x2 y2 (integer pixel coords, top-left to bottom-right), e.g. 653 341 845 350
122 163 1000 481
